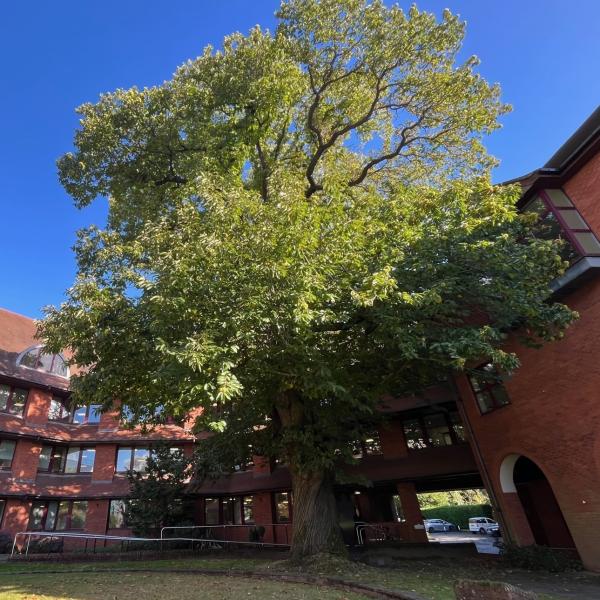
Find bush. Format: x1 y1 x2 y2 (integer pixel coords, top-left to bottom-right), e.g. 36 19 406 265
27 537 64 554
249 526 265 543
421 503 492 529
500 543 583 573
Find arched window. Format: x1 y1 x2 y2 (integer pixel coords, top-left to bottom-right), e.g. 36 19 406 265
18 345 69 378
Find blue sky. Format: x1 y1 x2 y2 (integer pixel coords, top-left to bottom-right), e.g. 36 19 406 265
1 1 599 318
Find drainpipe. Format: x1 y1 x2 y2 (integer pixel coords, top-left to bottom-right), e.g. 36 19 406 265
449 376 513 544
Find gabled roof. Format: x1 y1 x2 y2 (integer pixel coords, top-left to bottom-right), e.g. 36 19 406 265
506 105 600 206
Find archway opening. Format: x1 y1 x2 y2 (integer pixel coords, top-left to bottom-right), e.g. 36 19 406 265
513 456 575 548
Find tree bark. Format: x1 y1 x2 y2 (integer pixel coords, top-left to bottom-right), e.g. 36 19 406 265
288 468 346 562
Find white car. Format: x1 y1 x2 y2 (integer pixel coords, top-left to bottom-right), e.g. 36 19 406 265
469 517 499 535
423 518 459 533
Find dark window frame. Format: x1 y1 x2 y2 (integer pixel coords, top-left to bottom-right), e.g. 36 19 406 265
0 384 28 417
18 346 69 378
28 499 88 531
0 439 17 469
38 445 96 474
203 496 255 526
402 410 466 451
273 491 293 524
468 363 511 415
49 398 102 425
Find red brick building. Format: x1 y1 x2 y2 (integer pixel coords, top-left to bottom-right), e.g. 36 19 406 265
2 107 600 570
0 306 479 548
455 106 600 571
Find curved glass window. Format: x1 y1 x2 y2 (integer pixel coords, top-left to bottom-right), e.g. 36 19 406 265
18 346 69 378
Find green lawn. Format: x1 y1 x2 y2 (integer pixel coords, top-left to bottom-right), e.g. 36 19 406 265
0 555 597 600
0 571 369 600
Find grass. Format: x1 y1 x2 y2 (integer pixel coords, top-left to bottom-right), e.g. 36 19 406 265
0 571 370 600
0 554 597 600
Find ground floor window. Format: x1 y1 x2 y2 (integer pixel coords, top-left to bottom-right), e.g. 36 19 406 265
29 500 88 531
274 492 292 523
108 499 129 529
0 499 5 526
402 410 466 450
204 496 255 525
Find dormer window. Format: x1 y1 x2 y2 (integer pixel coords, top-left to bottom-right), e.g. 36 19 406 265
18 345 69 378
525 189 600 263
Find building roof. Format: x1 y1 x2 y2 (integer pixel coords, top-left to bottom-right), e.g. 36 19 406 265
507 105 600 205
0 307 70 392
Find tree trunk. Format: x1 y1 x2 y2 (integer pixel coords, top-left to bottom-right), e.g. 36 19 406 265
289 468 346 562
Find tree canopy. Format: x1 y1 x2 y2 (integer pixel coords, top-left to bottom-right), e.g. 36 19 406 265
41 0 574 559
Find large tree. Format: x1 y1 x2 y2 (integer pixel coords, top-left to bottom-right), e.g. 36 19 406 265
42 0 574 560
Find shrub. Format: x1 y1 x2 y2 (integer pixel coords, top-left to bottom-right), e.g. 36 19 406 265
500 543 583 573
27 537 64 554
421 503 492 529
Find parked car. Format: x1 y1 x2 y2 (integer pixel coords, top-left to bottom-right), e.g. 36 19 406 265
423 518 459 533
468 517 500 535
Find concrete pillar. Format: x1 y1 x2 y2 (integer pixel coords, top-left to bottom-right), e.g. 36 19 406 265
396 482 427 543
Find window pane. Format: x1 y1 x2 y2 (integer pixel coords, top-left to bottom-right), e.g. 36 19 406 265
475 391 495 414
574 231 600 254
71 501 87 529
65 447 81 473
29 501 46 530
9 388 27 416
492 386 511 408
109 500 127 528
0 440 15 467
391 495 404 522
72 406 87 424
0 500 5 526
55 501 70 530
423 414 452 447
0 385 10 411
20 348 40 369
363 431 382 455
88 405 102 424
80 448 96 473
403 419 427 450
116 448 132 472
205 498 219 525
50 447 66 473
545 189 573 207
449 412 466 443
51 355 68 377
49 398 70 421
275 492 290 523
559 209 587 230
222 497 234 524
46 501 59 530
243 497 254 524
38 446 52 471
133 448 149 472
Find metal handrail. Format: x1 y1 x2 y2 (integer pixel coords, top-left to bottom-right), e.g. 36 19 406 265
355 523 391 545
11 530 290 558
160 523 290 544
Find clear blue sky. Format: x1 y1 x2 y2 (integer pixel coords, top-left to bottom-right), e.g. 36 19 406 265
1 1 599 318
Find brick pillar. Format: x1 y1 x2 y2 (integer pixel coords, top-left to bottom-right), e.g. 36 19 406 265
2 499 31 539
252 492 274 542
92 444 117 482
379 420 408 460
396 482 427 543
85 500 109 534
12 439 42 482
24 388 52 424
499 492 535 546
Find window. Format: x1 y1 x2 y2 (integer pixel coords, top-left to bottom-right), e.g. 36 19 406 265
468 363 511 414
0 440 16 468
402 418 427 450
108 499 129 529
205 498 219 525
115 446 180 473
0 499 5 526
18 346 69 377
403 410 467 450
274 492 291 523
391 495 405 522
0 384 28 417
351 430 383 458
48 398 102 425
38 445 95 474
525 189 600 263
29 500 87 530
